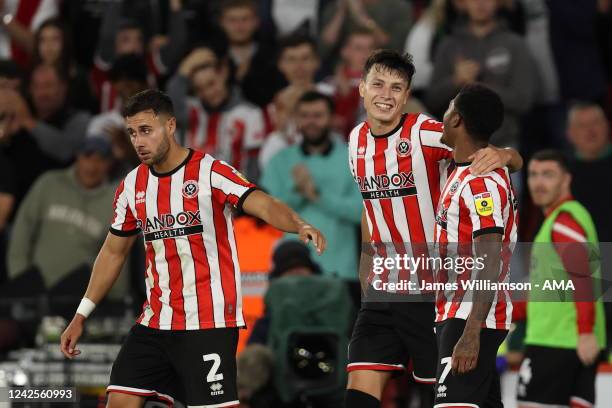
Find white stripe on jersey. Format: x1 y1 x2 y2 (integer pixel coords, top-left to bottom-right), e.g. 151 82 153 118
198 156 226 327
169 167 200 330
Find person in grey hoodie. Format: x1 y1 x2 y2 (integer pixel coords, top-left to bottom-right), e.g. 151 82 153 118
426 0 537 148
7 137 127 298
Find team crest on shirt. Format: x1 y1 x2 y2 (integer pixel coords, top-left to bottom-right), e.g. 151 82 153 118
474 192 494 216
396 138 411 157
449 181 460 196
182 180 199 198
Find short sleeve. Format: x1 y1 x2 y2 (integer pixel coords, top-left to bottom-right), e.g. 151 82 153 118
419 118 453 162
461 177 507 238
211 160 258 211
109 180 140 236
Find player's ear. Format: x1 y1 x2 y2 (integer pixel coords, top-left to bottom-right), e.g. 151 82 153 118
166 116 176 135
359 80 365 98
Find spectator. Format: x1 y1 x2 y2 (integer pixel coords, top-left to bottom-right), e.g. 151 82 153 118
548 0 607 104
567 102 612 242
518 149 605 408
519 0 565 155
0 0 59 67
0 59 22 90
7 137 126 297
167 54 266 180
265 35 324 154
237 344 282 408
15 64 91 164
91 0 188 112
219 0 281 107
324 27 376 137
32 17 96 112
426 0 536 147
87 54 149 140
319 0 412 67
404 0 448 96
260 91 361 279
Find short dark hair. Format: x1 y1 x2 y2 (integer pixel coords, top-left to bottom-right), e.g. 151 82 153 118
109 54 148 83
363 49 415 86
220 0 257 14
296 90 334 113
530 149 570 172
454 83 504 143
277 34 317 60
121 89 174 118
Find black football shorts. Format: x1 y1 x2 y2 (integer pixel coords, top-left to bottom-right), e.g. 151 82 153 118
434 318 508 408
517 345 598 407
347 300 438 384
108 324 239 407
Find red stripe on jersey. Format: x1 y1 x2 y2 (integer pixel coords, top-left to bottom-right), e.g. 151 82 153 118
111 181 125 226
188 106 200 148
183 152 215 327
204 112 221 154
157 177 186 330
419 119 444 132
211 188 238 325
397 114 430 286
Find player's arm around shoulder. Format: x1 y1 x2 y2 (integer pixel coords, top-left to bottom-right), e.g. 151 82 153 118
241 189 327 255
469 145 523 175
60 232 138 359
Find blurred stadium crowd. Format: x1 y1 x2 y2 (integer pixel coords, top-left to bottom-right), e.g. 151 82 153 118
0 0 611 407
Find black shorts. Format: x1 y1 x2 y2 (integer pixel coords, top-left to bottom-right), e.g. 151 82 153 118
108 324 239 407
516 345 598 407
347 301 437 384
434 318 507 408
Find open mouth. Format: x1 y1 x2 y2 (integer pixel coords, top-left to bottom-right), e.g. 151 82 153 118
374 102 394 112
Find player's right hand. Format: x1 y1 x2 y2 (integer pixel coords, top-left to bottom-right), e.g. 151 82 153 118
60 315 85 359
298 224 327 255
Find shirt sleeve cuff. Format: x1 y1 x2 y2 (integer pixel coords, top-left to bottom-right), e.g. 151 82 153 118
472 226 504 239
236 187 259 213
109 227 141 237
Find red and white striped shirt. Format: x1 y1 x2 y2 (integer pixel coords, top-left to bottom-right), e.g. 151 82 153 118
434 164 518 329
185 99 266 174
110 149 257 330
348 113 453 289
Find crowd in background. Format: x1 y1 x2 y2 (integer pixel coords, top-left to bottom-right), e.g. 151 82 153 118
0 0 611 406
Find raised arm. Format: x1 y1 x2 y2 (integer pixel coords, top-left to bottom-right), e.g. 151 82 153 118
60 232 137 359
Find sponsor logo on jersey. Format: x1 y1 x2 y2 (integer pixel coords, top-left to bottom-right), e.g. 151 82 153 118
357 145 366 158
143 211 203 241
356 172 417 200
474 192 493 216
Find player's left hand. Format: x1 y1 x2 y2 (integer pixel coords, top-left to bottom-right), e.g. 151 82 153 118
451 331 480 375
469 146 511 175
298 224 327 255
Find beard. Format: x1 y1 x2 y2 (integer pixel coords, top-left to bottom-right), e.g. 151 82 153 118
302 128 330 147
145 133 171 166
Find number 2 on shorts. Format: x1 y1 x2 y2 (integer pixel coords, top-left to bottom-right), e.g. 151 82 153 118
203 353 224 382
